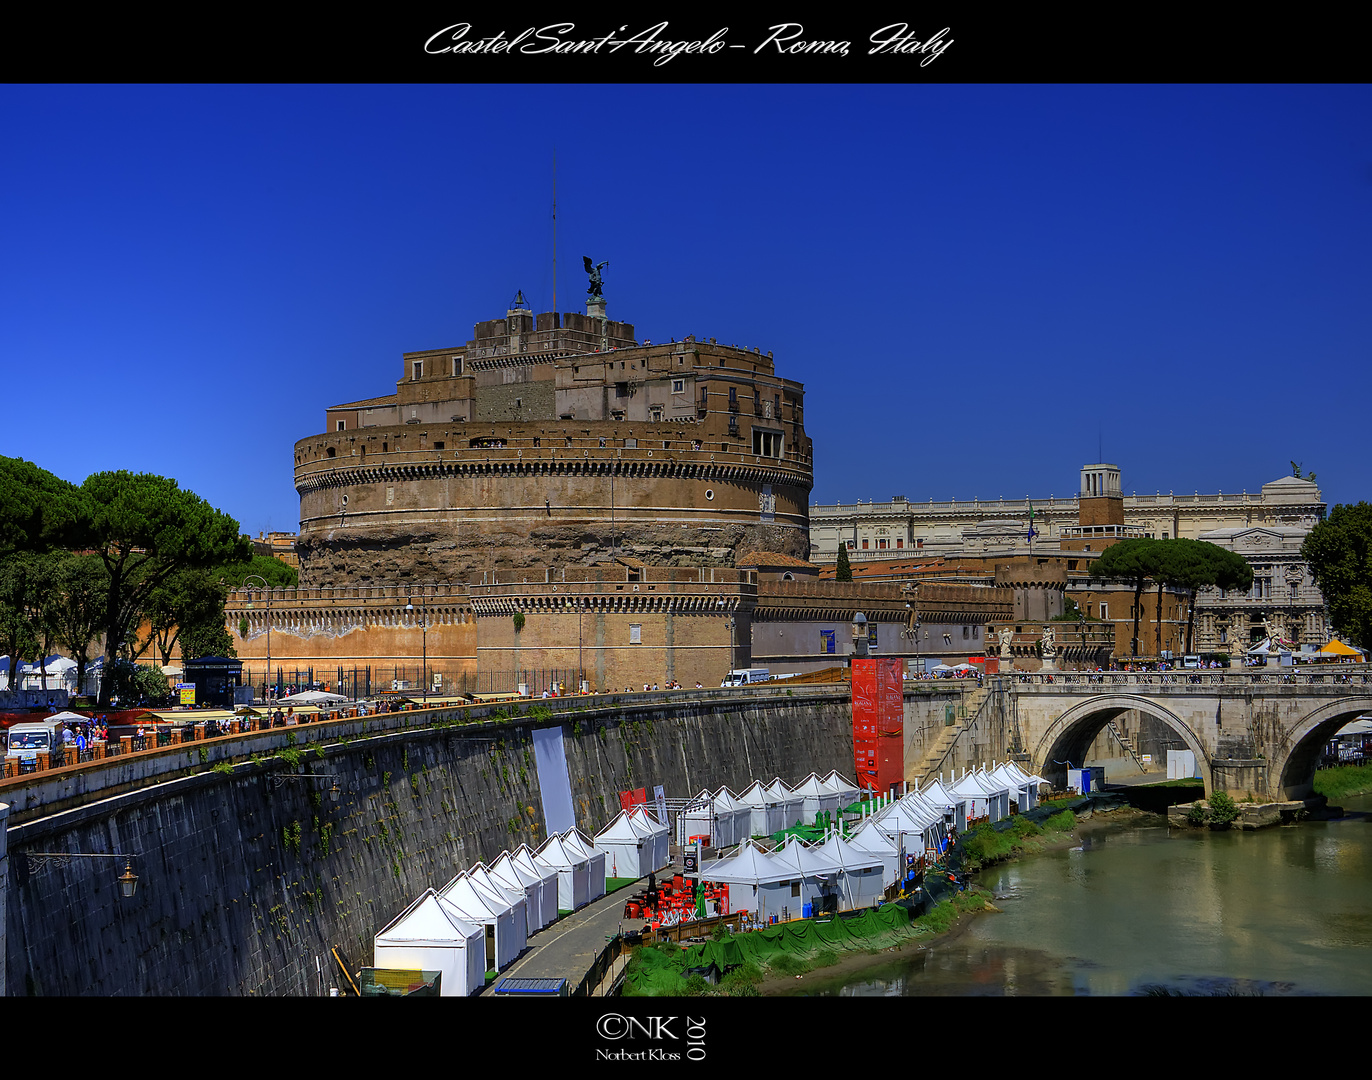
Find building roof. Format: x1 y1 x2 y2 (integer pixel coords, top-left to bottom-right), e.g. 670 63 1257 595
327 394 398 410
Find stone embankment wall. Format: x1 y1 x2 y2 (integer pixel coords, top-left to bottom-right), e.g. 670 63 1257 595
4 688 857 997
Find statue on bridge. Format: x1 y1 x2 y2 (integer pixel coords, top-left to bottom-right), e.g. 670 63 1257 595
1040 625 1057 671
998 627 1014 660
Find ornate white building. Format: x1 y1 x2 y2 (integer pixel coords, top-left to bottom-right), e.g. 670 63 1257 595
810 471 1325 564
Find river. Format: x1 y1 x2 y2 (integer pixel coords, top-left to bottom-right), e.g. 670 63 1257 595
777 794 1372 996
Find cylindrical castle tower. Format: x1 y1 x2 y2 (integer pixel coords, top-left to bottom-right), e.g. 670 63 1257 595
294 298 813 585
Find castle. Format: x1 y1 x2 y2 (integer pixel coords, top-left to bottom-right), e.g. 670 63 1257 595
294 290 813 586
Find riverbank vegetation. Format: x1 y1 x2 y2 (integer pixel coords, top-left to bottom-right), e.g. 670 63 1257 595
622 889 993 997
959 809 1078 870
1313 763 1372 800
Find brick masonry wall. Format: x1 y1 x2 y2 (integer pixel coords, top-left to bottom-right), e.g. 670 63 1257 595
4 690 857 996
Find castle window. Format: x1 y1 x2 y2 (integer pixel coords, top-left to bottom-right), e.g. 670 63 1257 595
650 407 663 422
452 356 463 376
433 442 444 451
413 361 423 380
336 420 346 431
752 430 782 457
326 447 336 458
672 379 685 394
630 624 642 644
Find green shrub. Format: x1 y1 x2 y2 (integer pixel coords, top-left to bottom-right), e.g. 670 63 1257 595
1208 791 1239 825
1187 802 1207 826
1043 809 1077 833
1011 816 1041 839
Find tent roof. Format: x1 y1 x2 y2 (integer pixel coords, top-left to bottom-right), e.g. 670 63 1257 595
374 889 483 946
1319 639 1363 656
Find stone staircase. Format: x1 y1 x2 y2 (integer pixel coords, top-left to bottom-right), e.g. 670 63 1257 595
1105 718 1149 773
912 683 994 786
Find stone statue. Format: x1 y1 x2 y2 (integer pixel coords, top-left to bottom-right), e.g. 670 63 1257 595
1040 625 1056 659
583 256 608 300
998 627 1014 659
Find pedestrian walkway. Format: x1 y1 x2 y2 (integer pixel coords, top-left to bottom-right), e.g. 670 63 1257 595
481 878 643 995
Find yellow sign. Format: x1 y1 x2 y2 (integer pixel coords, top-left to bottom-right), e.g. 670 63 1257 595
177 682 195 705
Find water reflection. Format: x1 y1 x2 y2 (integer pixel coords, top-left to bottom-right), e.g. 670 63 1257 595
781 795 1372 997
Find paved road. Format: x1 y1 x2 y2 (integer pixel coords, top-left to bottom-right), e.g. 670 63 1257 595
482 878 645 995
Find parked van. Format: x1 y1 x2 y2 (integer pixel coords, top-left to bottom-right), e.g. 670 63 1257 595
1183 655 1202 669
5 717 66 769
721 668 771 687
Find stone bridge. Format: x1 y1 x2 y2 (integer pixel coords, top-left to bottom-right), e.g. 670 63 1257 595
986 670 1372 801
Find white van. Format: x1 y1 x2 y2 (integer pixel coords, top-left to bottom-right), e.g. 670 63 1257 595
1183 655 1202 669
5 717 66 769
721 668 771 687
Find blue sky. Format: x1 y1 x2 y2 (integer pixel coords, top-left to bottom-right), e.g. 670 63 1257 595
3 84 1368 539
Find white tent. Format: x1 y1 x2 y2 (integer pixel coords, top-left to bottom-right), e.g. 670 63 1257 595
506 845 561 929
820 770 861 810
465 863 533 946
437 871 524 972
988 761 1038 811
735 780 787 838
595 812 654 881
486 852 554 934
712 786 751 849
814 829 889 910
921 777 969 833
763 777 805 831
768 836 844 918
700 841 788 915
560 828 607 899
846 817 903 886
535 833 591 911
789 772 843 824
373 889 486 997
625 806 670 871
874 796 942 863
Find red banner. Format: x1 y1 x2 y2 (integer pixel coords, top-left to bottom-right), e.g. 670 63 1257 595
851 658 904 793
618 787 647 811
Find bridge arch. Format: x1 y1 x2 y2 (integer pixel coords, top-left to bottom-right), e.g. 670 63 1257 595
1272 696 1372 801
1031 694 1211 796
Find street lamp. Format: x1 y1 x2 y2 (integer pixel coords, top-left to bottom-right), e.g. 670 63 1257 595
405 597 428 704
25 852 140 898
242 574 270 702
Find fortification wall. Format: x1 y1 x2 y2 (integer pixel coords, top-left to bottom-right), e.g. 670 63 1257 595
5 689 865 996
293 425 813 586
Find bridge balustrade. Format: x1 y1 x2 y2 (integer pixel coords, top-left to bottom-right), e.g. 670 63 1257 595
1008 671 1372 690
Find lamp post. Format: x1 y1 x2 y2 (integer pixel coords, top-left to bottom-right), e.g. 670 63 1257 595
406 597 428 704
242 574 270 702
25 852 140 898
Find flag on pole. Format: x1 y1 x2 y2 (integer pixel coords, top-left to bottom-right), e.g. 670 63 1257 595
1027 504 1039 543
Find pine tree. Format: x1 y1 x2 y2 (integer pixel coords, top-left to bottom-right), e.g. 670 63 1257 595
835 544 853 582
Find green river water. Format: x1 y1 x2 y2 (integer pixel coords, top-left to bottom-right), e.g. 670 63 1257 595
780 793 1372 997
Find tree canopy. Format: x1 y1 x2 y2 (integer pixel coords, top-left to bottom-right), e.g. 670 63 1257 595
1091 536 1252 655
1301 503 1372 649
67 471 252 704
0 456 82 557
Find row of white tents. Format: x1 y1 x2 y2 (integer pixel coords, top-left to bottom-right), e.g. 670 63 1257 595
701 761 1050 921
676 771 863 848
373 805 674 997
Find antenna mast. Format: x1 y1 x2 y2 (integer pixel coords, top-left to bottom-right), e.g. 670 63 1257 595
552 149 557 318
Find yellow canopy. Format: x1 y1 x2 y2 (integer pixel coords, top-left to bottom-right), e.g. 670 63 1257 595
1318 639 1363 657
